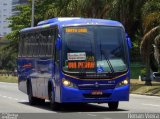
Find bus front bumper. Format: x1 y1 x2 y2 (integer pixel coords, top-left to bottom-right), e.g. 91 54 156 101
61 85 129 103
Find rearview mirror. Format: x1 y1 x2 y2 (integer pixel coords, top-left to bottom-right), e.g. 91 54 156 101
56 35 62 50
126 33 132 49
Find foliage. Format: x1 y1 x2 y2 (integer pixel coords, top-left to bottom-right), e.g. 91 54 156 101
0 46 16 70
0 3 32 70
142 0 160 33
140 68 146 76
140 0 160 85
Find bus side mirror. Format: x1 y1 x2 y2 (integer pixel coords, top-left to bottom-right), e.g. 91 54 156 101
126 33 132 49
56 36 62 50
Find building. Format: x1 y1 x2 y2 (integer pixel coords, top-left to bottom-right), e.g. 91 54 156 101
0 0 28 37
0 0 12 37
12 0 28 16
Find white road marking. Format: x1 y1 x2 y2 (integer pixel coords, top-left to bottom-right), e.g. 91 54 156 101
142 103 160 107
2 96 7 98
81 112 109 114
7 97 12 99
0 94 26 102
131 94 160 99
13 98 19 101
0 85 7 88
87 114 97 116
83 112 122 114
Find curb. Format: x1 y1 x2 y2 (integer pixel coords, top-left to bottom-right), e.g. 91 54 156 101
131 92 160 97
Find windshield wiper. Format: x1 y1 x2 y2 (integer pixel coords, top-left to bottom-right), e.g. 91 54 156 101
99 38 114 74
101 50 114 74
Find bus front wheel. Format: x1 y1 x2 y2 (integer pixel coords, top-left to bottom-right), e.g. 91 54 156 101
49 89 60 111
108 102 119 110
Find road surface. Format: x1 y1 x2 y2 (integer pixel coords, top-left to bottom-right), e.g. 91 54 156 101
0 82 160 119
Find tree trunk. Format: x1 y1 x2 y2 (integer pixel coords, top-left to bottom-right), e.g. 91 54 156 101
145 57 152 86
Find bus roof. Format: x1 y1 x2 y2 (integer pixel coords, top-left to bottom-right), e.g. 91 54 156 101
37 17 81 26
20 17 124 32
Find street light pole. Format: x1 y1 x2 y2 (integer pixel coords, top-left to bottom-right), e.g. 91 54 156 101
31 0 35 27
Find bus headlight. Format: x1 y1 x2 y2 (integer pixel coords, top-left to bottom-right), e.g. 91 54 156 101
62 78 77 88
63 79 71 86
123 79 128 85
116 77 129 87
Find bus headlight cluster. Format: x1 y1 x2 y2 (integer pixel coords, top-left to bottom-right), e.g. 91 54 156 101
63 79 71 86
116 77 129 87
62 78 77 88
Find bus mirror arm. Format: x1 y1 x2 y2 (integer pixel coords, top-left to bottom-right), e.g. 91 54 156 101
126 33 132 49
56 36 62 50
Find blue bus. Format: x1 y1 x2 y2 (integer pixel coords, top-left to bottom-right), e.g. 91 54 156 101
18 18 131 110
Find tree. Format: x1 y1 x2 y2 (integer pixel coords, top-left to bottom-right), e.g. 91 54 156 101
140 0 160 85
0 4 32 70
5 0 113 54
42 0 112 18
4 0 160 75
6 4 31 53
109 0 147 37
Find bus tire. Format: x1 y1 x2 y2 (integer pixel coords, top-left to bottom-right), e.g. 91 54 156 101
49 89 59 111
28 83 37 105
37 98 45 105
108 102 119 110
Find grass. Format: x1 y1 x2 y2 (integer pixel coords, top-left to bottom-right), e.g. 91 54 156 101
130 79 160 96
130 66 142 79
0 76 18 83
130 62 145 79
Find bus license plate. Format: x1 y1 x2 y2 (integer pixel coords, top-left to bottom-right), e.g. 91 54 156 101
91 90 103 95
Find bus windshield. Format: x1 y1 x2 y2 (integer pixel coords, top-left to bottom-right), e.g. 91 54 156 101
62 26 128 74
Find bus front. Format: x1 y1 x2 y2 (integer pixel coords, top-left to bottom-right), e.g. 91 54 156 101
61 24 129 110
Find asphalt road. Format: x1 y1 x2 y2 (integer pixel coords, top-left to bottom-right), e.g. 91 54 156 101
0 82 160 119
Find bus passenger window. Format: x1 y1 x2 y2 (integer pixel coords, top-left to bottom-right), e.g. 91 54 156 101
19 34 23 57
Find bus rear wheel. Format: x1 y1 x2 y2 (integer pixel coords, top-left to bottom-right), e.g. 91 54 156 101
28 82 45 105
108 102 119 110
37 98 45 105
28 83 37 105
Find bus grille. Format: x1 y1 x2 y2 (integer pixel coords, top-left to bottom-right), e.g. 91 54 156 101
78 84 115 90
83 93 112 98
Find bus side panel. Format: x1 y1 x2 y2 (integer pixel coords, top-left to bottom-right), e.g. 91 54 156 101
54 63 61 102
17 58 34 94
34 58 53 99
18 77 27 94
18 59 26 94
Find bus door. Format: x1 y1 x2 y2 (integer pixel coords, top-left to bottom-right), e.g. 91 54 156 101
54 37 61 102
36 59 52 98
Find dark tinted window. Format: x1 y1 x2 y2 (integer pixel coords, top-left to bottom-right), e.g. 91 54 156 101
19 27 57 58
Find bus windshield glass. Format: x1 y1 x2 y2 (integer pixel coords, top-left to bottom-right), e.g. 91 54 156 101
62 26 128 74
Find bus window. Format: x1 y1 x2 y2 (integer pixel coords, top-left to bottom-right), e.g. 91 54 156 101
19 34 23 57
32 33 37 57
28 35 33 57
23 34 28 56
